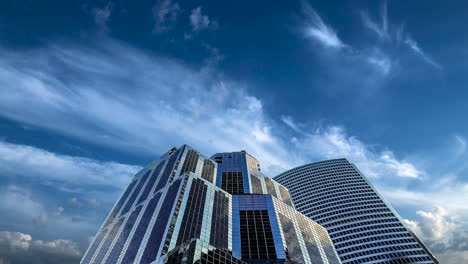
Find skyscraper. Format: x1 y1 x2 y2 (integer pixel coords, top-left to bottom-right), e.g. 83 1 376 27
274 158 438 264
81 146 341 264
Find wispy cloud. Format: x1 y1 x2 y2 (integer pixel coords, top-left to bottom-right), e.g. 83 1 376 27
301 1 346 49
0 38 462 260
280 115 302 133
152 0 181 33
454 135 467 156
0 141 141 188
366 50 392 76
92 2 114 34
358 1 442 70
360 1 389 40
0 39 420 179
295 126 424 179
404 36 442 69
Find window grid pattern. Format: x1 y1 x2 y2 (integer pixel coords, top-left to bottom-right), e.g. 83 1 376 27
264 177 278 198
103 205 143 264
221 172 244 195
120 170 151 215
181 149 200 175
201 159 215 183
154 148 182 193
274 159 437 264
140 178 183 264
240 210 277 260
102 179 138 228
177 178 208 245
121 192 162 263
210 190 230 249
137 161 166 205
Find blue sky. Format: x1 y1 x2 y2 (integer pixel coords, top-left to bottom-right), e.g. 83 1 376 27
0 0 467 263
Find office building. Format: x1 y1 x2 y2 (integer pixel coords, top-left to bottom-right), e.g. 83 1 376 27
274 158 438 264
81 146 341 264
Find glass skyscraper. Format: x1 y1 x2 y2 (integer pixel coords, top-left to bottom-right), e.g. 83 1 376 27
81 146 341 264
274 158 439 264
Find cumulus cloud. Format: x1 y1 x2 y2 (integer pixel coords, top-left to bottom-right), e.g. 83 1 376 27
0 231 81 264
403 207 457 241
190 6 218 32
301 1 345 49
152 0 181 33
403 207 468 264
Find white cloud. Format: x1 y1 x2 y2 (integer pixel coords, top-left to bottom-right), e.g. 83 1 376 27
404 36 442 69
454 135 466 156
152 0 181 33
403 207 457 241
0 141 141 188
402 207 468 264
0 231 82 264
301 1 346 49
296 126 424 179
190 6 218 32
366 51 392 76
281 115 302 133
360 1 389 40
0 186 44 218
0 39 425 181
380 182 468 216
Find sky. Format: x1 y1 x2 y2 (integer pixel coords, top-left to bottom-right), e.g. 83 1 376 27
0 0 467 263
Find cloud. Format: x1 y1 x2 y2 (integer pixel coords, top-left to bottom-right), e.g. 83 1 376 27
68 197 83 207
454 135 467 156
0 141 141 189
295 126 424 179
92 2 114 34
403 207 457 241
152 0 181 33
0 39 424 180
281 115 302 133
301 1 345 49
189 6 218 34
404 36 442 69
358 1 441 70
0 186 46 227
366 50 392 76
0 231 81 264
403 207 468 264
87 198 100 208
360 1 389 40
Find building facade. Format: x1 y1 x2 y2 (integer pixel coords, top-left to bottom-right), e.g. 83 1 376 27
81 146 341 264
274 158 438 264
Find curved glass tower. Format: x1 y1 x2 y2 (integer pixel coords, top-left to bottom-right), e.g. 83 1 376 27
274 158 438 264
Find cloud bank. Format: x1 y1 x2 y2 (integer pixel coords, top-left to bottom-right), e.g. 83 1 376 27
0 231 81 264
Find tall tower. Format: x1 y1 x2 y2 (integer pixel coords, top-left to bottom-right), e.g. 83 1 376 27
81 146 341 264
274 158 438 264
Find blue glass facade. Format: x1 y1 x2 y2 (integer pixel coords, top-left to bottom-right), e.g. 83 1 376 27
82 146 340 264
274 158 439 264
